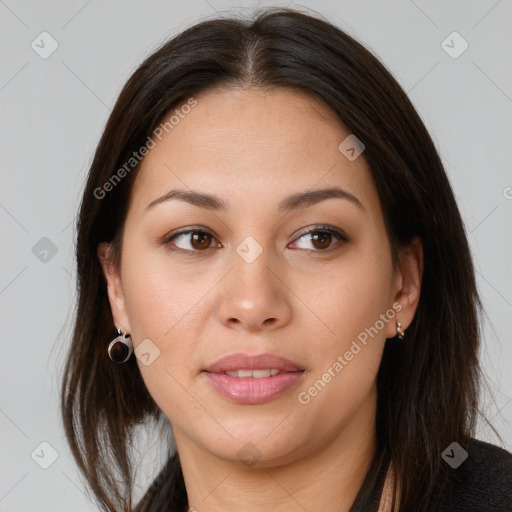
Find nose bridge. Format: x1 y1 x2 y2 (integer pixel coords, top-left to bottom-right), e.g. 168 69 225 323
231 233 277 301
215 232 292 331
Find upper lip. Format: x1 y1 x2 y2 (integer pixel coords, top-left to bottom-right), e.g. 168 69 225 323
203 352 304 373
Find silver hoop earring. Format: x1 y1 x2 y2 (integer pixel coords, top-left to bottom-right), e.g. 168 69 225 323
396 320 405 340
108 329 133 363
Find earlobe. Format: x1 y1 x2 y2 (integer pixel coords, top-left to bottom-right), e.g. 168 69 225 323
389 236 423 336
97 242 131 332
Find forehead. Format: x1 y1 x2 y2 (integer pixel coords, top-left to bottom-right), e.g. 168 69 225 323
129 86 378 214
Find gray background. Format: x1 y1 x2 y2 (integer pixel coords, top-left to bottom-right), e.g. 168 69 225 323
1 1 511 510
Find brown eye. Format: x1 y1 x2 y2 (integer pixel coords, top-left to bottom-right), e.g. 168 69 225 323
310 231 332 250
166 229 219 252
190 231 213 250
290 225 347 252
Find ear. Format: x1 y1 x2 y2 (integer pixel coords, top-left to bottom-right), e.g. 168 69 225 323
386 235 423 338
97 242 131 333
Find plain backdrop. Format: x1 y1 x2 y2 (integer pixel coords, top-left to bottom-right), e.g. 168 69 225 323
1 1 511 510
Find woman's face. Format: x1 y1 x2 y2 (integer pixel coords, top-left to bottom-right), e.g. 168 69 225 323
100 87 421 467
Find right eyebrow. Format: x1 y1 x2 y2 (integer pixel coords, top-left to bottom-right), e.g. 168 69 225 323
146 189 227 212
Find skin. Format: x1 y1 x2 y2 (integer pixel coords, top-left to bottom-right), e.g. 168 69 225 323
99 87 423 512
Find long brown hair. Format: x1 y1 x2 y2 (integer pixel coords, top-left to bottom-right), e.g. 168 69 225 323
61 7 490 511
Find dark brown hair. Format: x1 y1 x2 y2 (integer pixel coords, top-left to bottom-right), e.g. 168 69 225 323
61 7 491 511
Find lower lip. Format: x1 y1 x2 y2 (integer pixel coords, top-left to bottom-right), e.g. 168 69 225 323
202 371 305 405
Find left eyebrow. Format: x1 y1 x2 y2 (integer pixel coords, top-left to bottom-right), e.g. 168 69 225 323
277 187 364 213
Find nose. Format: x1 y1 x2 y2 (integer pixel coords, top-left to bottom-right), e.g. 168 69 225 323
215 246 292 334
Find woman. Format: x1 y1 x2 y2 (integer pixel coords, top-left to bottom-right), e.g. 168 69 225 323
60 7 512 512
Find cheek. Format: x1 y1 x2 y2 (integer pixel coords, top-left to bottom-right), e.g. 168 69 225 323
294 261 391 439
305 242 394 346
297 240 394 409
120 243 201 337
119 247 204 414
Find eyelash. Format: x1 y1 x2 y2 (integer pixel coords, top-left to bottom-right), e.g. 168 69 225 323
163 224 348 255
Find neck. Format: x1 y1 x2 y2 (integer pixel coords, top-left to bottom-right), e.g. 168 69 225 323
175 388 378 512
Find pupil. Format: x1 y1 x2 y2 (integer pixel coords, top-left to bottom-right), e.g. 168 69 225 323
312 231 331 249
192 232 210 249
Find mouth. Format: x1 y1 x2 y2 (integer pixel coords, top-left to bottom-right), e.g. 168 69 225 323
202 352 305 405
203 352 305 373
221 368 285 378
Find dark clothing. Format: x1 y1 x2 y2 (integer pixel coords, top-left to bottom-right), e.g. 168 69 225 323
365 438 512 511
432 438 512 511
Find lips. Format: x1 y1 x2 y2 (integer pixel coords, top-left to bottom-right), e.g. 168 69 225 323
203 352 304 374
202 352 305 405
225 369 281 378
